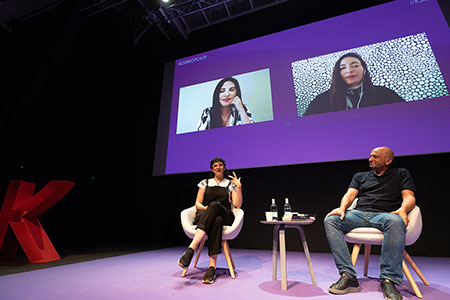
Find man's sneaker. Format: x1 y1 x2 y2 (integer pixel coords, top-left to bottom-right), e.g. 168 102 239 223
177 247 194 269
328 272 361 294
202 266 216 284
381 279 404 300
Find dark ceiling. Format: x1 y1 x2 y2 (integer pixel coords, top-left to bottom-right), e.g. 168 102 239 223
1 0 394 52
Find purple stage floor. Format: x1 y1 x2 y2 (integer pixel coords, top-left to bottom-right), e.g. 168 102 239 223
1 247 449 300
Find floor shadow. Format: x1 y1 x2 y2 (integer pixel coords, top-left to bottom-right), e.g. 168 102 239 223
0 245 163 276
258 280 327 297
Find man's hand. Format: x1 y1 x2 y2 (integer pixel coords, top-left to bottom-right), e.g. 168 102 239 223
326 207 346 220
390 208 409 226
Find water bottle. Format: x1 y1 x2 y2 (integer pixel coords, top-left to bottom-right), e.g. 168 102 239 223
270 198 278 221
284 198 291 216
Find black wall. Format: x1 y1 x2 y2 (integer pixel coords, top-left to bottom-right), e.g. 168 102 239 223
1 0 449 257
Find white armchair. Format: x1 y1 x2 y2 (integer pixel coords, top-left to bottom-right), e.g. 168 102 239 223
180 205 244 278
344 204 429 298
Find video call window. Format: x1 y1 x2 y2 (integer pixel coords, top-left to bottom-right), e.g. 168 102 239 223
176 68 274 134
292 33 449 117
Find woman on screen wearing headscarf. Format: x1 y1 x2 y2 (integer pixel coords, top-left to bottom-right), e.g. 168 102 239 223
303 52 405 116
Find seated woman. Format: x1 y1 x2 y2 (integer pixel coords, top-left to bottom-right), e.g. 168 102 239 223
198 77 253 130
304 52 405 116
178 157 243 284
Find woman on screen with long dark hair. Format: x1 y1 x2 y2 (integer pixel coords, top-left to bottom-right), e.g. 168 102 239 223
303 52 405 116
178 157 243 284
198 77 253 130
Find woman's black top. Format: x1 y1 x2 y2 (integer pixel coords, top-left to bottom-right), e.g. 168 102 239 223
202 179 231 208
304 85 404 116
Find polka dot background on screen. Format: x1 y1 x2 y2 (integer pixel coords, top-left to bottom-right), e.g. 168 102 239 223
291 33 449 116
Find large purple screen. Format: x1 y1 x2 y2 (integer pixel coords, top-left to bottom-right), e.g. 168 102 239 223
154 0 450 175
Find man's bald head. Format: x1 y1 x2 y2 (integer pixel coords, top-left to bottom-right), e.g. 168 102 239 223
373 146 394 161
369 147 394 175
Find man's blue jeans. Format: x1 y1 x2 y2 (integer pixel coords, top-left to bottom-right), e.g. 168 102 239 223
324 210 406 285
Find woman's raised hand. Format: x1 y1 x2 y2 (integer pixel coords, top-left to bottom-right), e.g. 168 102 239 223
231 95 245 112
231 96 252 124
228 171 242 188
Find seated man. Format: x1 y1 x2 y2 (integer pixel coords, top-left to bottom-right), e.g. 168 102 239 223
324 146 416 300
